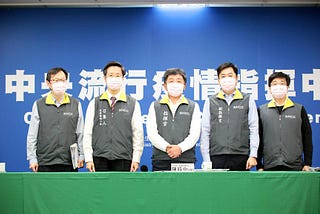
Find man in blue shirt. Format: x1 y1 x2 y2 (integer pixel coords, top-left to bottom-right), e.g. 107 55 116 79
27 67 84 172
200 62 259 171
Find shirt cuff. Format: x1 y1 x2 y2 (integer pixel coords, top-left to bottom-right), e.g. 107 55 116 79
29 158 38 165
84 153 93 162
202 154 211 162
79 154 85 161
132 155 141 163
178 144 187 153
249 149 258 158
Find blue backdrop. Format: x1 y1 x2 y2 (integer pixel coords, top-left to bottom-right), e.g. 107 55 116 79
0 7 319 171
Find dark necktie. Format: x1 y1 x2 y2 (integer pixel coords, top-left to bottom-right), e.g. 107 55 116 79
110 96 116 112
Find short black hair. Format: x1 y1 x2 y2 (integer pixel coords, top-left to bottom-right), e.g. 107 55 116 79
216 62 238 77
46 67 68 82
102 61 126 76
268 72 291 87
163 68 187 83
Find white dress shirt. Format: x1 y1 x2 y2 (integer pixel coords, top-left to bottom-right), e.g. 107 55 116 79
146 96 201 153
83 91 144 163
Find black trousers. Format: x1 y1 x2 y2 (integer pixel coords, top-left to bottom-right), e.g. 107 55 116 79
210 154 248 171
264 165 295 171
38 164 77 172
93 156 131 172
152 160 194 172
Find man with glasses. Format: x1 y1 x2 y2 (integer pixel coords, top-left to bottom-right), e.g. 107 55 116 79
27 67 84 172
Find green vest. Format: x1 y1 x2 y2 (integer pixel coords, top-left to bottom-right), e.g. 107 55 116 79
209 92 250 156
36 95 79 165
152 98 196 162
92 94 135 160
258 99 303 170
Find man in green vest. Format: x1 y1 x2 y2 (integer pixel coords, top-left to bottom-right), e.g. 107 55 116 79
257 72 313 171
27 67 84 172
147 68 201 171
83 61 144 172
200 62 259 171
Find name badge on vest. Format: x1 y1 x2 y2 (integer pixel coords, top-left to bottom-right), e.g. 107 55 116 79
218 107 223 123
162 111 169 127
99 108 107 126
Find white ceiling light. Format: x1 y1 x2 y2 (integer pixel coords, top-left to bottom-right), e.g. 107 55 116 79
0 0 319 7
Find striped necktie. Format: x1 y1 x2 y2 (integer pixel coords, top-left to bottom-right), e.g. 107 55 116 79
110 96 116 112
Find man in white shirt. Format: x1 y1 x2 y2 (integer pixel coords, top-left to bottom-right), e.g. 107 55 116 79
83 61 144 172
147 68 201 171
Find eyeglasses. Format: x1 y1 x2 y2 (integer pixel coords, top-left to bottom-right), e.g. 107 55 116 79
50 79 67 83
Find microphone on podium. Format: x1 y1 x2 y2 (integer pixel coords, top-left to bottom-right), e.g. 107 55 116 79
140 165 149 172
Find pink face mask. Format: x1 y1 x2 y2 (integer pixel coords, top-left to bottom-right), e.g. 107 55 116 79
106 77 123 90
219 77 236 94
167 83 184 97
270 85 288 99
51 81 67 96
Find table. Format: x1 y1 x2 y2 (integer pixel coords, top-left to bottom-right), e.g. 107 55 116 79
0 172 319 214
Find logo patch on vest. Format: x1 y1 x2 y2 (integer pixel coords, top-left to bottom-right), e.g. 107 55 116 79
63 112 73 116
119 108 129 113
285 115 296 119
179 112 190 116
233 105 244 109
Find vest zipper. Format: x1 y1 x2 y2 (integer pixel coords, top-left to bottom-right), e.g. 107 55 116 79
227 105 230 152
279 111 282 156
